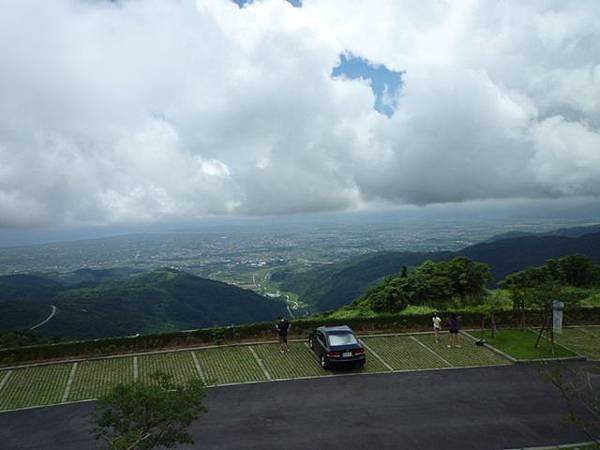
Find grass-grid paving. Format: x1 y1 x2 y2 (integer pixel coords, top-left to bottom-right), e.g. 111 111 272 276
252 343 325 379
331 348 391 374
0 364 71 410
557 327 600 360
415 334 511 367
577 326 600 339
482 329 576 360
362 336 449 370
195 346 266 385
69 357 134 401
139 352 198 385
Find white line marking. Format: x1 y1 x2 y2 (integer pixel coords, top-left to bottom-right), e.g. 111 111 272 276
304 342 322 363
0 339 297 371
359 339 394 372
190 352 206 384
0 370 13 392
0 331 490 371
62 363 78 402
133 356 138 381
2 325 597 370
410 336 453 367
249 347 271 381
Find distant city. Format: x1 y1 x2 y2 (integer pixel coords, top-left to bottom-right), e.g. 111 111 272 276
1 215 598 302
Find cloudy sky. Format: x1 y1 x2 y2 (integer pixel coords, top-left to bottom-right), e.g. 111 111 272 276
1 0 599 229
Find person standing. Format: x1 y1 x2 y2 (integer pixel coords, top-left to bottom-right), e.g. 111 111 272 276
447 313 461 348
432 312 442 343
275 317 291 353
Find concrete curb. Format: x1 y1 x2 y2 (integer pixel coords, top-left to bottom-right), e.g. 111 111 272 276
501 439 598 450
513 356 587 364
460 330 517 363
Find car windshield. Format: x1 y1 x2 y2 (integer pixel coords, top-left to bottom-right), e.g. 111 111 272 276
327 332 358 346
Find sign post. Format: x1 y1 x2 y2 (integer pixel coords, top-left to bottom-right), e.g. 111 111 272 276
552 300 564 335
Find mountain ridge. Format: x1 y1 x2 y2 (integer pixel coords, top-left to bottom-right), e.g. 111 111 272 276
277 231 600 311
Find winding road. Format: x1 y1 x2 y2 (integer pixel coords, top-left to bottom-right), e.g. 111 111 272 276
29 305 56 331
0 363 598 449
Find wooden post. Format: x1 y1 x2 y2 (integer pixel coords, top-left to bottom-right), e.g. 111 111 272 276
535 307 548 349
480 315 485 339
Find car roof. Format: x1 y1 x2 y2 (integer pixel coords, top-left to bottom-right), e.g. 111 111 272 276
317 325 354 334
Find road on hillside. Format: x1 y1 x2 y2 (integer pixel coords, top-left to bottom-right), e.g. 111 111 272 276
0 363 597 450
29 305 57 331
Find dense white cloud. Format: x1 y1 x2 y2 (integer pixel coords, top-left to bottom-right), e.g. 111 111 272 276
0 0 599 227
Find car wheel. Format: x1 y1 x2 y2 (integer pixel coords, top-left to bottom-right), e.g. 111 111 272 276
320 354 329 370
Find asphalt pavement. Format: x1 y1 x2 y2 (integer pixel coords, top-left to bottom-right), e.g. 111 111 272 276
0 363 598 450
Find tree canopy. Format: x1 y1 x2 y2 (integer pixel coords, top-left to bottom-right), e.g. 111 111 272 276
94 372 206 450
362 257 492 313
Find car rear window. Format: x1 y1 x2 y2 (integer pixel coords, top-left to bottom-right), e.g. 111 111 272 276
327 332 358 346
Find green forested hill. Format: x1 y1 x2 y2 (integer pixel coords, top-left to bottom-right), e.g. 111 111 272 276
0 269 286 340
277 232 600 312
275 251 453 312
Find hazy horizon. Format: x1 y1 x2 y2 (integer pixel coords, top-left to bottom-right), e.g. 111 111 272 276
2 196 600 248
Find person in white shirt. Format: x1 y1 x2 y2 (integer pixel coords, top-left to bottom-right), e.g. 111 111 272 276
432 313 442 343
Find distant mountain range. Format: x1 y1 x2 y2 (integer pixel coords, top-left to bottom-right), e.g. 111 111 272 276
485 223 600 242
0 268 286 340
276 228 600 312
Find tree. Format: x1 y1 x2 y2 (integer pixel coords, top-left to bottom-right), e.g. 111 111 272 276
94 372 206 450
558 254 600 288
544 363 600 444
368 277 409 313
502 264 560 332
443 256 492 305
475 293 505 339
400 266 408 278
364 257 492 312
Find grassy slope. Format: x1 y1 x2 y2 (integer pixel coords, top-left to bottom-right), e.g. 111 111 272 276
277 251 452 312
482 329 576 360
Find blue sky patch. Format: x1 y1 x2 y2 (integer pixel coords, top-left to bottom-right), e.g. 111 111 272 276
332 53 404 117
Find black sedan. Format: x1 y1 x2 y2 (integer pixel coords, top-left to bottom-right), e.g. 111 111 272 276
308 325 366 370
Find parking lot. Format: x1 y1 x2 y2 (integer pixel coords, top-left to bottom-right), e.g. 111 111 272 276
0 327 597 412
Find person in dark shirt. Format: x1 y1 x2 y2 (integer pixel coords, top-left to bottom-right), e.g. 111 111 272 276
275 317 291 353
446 313 461 348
